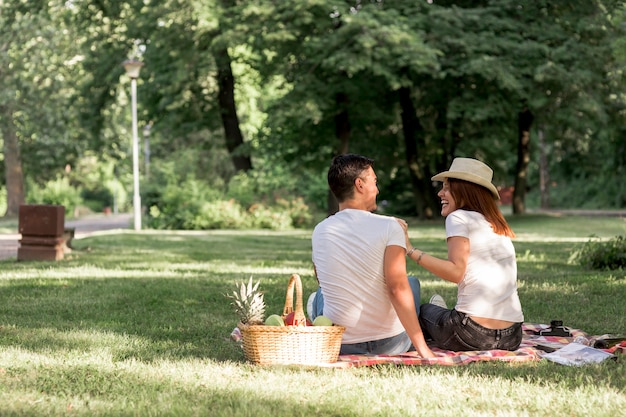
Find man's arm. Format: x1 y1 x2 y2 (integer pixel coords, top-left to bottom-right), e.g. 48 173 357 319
384 245 435 358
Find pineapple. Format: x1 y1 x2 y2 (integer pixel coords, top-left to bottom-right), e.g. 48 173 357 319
227 277 266 325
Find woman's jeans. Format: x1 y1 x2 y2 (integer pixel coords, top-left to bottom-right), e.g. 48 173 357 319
309 276 422 355
419 304 523 351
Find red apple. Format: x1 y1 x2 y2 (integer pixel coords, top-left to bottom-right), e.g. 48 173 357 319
283 312 311 326
284 312 296 325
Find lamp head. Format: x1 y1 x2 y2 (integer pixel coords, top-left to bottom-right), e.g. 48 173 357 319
122 59 144 79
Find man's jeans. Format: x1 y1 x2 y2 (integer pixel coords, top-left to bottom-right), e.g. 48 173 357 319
309 276 422 355
419 304 523 351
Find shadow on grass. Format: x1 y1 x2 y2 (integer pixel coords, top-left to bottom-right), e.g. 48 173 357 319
384 356 626 394
1 230 624 399
5 361 380 416
0 277 246 362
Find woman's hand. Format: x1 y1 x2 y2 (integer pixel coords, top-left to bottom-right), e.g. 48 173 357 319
396 218 467 283
395 218 412 252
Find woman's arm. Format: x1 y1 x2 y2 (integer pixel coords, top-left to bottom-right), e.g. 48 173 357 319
407 236 468 284
397 218 468 284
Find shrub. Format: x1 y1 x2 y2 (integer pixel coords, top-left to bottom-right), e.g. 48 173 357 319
145 175 222 230
81 186 114 213
226 171 261 209
226 168 316 229
194 200 249 229
26 176 83 218
569 235 625 270
145 164 316 230
276 197 314 228
247 203 293 230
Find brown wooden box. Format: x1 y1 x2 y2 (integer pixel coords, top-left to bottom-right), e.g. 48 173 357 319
18 204 65 237
18 204 65 261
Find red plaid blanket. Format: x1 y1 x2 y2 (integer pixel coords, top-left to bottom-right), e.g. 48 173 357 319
327 323 624 368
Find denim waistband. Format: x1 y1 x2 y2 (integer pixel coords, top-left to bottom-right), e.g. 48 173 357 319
457 312 521 338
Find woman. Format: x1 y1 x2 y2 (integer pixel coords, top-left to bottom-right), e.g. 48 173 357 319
399 157 524 351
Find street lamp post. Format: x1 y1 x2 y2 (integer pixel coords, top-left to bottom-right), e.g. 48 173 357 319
122 59 144 231
143 123 151 179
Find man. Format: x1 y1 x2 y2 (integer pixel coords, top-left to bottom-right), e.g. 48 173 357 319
310 154 434 357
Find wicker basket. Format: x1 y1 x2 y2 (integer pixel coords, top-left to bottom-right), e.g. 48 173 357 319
238 273 345 365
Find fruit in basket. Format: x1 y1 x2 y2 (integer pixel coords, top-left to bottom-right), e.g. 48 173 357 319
226 277 266 325
284 312 312 326
284 312 296 325
264 314 285 326
313 315 333 326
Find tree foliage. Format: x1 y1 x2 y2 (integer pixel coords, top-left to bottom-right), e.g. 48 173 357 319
1 1 84 215
1 0 625 220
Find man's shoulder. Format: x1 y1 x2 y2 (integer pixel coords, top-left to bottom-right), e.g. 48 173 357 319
314 210 398 226
363 210 395 221
313 212 338 227
313 211 398 233
312 213 341 236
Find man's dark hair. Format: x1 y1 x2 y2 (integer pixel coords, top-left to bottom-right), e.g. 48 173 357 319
327 154 374 203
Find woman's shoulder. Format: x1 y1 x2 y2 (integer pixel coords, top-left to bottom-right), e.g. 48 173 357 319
446 210 488 232
448 209 480 222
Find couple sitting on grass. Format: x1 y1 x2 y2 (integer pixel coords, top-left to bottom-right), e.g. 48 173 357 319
308 154 524 358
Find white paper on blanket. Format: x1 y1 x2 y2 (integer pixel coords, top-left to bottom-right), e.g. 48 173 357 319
542 342 615 366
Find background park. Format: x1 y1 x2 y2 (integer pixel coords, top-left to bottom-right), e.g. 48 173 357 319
1 1 625 416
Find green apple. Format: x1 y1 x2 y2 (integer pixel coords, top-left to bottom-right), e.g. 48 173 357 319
312 315 333 326
264 314 285 326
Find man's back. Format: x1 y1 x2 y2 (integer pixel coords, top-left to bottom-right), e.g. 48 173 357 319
312 209 406 343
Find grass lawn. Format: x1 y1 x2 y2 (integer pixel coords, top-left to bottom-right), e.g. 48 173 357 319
0 214 625 416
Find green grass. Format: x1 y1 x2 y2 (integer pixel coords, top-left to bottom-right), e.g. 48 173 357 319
0 215 625 416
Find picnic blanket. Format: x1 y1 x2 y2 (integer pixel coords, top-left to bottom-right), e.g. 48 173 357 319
328 323 625 368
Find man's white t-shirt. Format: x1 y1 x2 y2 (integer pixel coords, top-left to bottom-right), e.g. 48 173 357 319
446 209 524 323
312 209 407 344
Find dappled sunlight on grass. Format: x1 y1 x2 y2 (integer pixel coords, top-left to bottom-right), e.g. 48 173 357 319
0 266 193 280
506 215 626 238
0 217 625 416
517 249 546 263
1 326 150 362
216 264 314 277
125 229 314 241
514 234 610 243
520 276 625 334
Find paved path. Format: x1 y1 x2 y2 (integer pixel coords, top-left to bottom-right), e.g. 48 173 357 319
0 213 133 261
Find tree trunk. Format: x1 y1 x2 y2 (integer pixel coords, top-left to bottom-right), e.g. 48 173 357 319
327 92 351 216
398 86 434 219
1 106 25 217
214 46 252 173
513 105 534 214
538 128 550 209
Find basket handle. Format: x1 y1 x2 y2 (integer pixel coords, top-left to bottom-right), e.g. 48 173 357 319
282 274 307 326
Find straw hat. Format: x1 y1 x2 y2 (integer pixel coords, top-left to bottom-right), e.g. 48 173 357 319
431 158 500 200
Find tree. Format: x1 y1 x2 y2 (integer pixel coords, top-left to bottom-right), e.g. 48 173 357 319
1 2 83 216
397 1 621 215
72 0 253 182
0 106 23 216
513 105 534 214
3 0 624 223
235 0 442 215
